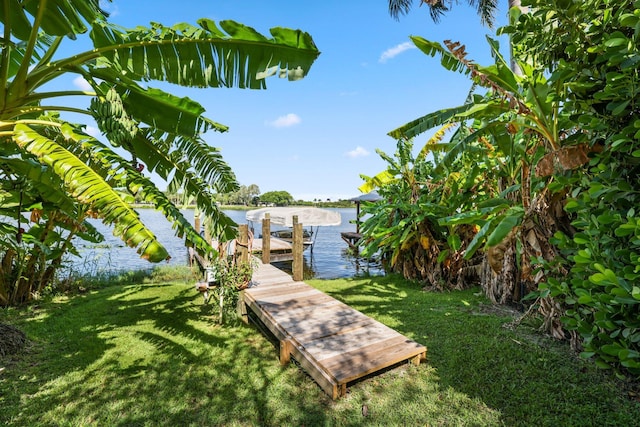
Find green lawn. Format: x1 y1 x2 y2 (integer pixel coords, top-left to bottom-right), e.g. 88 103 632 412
1 267 639 426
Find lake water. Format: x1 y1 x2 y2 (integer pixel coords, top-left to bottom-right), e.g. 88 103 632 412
72 208 383 279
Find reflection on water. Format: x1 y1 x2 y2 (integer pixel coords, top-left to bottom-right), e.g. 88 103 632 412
72 208 383 279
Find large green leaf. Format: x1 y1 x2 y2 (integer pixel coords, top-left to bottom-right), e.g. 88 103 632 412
1 0 107 41
88 19 320 90
464 219 494 260
410 36 471 75
435 122 505 174
127 129 238 242
0 0 33 41
52 123 223 259
486 210 523 247
358 170 395 194
482 36 520 93
122 85 228 138
0 155 78 215
130 129 239 194
171 167 238 242
89 80 228 142
388 104 476 140
12 123 170 262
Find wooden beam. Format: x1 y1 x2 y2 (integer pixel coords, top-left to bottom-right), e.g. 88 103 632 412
292 216 303 281
238 224 249 263
262 214 271 264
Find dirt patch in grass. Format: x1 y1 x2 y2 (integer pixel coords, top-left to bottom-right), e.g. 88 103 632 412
471 303 521 318
0 323 28 357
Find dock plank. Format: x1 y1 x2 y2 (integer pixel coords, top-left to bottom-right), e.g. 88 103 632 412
243 261 427 399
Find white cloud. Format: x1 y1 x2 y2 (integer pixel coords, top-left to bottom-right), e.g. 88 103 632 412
266 113 302 128
73 76 92 91
379 42 417 63
345 146 370 158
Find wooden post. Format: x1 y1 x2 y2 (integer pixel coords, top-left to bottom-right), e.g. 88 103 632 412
237 290 248 324
292 216 303 281
238 224 249 263
262 214 271 264
194 213 201 235
279 339 291 365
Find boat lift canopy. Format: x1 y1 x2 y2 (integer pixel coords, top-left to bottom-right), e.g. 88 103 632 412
246 207 341 227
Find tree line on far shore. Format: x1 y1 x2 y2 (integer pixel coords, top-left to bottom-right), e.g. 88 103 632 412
161 184 353 208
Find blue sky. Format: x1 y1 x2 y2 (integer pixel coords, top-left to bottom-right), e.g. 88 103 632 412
63 0 510 201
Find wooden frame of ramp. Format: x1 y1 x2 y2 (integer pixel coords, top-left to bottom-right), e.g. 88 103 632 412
241 262 427 399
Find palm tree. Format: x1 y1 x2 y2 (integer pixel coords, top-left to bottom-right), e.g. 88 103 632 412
0 0 319 305
388 0 501 27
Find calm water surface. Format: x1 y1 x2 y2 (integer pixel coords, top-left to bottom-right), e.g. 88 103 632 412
73 208 382 279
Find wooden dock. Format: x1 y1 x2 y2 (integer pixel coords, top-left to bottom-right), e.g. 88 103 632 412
242 262 427 399
251 237 296 262
188 236 295 268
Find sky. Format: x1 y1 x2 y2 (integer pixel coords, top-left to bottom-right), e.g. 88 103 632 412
55 0 511 201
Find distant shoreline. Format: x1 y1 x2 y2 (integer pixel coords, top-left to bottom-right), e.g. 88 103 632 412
132 202 355 210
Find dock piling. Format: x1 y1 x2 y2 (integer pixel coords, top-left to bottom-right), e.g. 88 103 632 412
292 216 303 281
262 214 271 264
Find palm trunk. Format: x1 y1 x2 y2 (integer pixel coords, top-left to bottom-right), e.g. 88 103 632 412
508 0 528 75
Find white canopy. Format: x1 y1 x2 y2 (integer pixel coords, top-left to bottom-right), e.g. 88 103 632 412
246 207 341 227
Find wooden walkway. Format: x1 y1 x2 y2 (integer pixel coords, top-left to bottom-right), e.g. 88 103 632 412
241 262 427 399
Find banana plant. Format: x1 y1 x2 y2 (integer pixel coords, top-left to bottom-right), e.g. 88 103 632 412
0 153 103 305
379 34 588 300
0 0 320 305
358 126 491 287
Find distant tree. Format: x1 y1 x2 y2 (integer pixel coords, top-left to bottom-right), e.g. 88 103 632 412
245 184 261 205
260 191 294 206
231 186 249 205
218 183 261 205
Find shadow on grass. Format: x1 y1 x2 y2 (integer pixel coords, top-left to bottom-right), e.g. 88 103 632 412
311 274 640 426
0 279 329 426
4 271 640 425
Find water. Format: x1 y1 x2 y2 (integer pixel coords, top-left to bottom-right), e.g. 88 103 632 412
72 208 383 279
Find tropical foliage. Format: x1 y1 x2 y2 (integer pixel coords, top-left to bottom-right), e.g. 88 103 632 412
0 0 319 306
364 0 640 378
505 0 640 378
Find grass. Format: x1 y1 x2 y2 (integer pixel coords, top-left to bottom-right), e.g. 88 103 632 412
1 267 639 426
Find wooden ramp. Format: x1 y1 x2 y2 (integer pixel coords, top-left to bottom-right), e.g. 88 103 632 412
242 262 427 399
